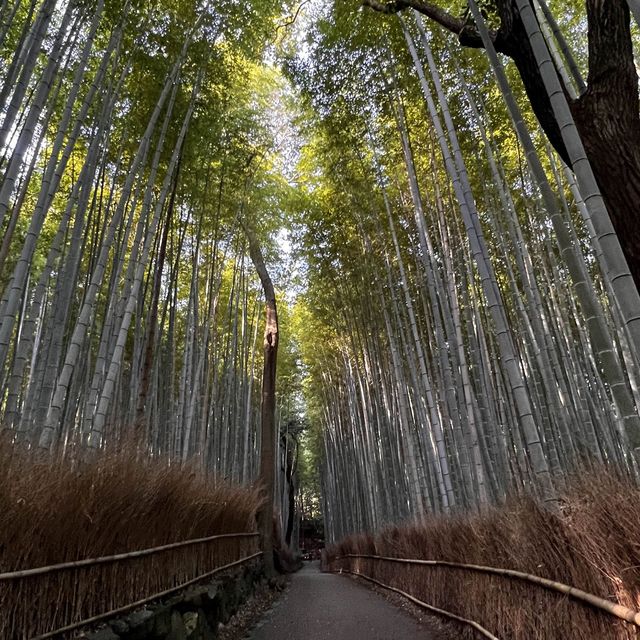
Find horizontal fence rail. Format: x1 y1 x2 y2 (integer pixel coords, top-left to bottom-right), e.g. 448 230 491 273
1 531 261 639
0 532 260 581
32 552 263 640
335 567 499 639
335 554 640 628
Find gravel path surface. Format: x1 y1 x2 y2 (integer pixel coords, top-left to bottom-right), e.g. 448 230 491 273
247 562 436 640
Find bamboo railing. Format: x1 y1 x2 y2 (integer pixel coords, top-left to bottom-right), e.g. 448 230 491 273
32 552 263 639
1 532 262 638
0 532 259 581
331 553 640 637
336 567 499 639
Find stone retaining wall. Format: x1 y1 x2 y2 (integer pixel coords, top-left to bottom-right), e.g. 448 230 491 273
82 559 265 640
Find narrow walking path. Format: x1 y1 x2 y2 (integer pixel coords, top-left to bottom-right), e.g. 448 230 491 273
248 562 440 639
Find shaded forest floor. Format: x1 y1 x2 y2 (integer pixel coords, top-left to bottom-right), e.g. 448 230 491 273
218 575 290 640
246 562 442 639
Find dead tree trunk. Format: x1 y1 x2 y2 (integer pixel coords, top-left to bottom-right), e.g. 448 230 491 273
245 224 278 576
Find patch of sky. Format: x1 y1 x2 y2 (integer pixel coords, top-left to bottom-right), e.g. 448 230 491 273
259 2 331 303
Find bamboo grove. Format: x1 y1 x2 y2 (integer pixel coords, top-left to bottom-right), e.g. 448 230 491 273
2 0 640 556
0 0 309 493
286 1 640 542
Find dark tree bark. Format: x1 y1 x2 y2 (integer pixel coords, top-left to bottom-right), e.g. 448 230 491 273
246 225 279 576
283 433 299 546
364 0 640 290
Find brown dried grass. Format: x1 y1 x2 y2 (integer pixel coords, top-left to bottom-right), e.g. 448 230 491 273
0 440 262 639
325 470 640 639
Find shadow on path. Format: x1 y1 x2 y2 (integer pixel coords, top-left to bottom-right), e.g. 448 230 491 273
248 561 438 639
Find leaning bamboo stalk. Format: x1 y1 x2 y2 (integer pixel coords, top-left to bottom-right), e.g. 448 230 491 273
89 72 198 443
338 554 640 626
514 0 640 358
464 0 640 455
30 552 264 640
534 0 585 94
334 568 499 639
0 532 259 581
84 76 179 438
403 19 553 498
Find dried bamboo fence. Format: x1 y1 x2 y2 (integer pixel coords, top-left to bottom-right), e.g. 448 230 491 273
335 566 499 639
0 532 260 639
329 554 640 639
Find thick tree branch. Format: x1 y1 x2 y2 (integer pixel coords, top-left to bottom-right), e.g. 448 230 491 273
364 0 571 162
363 0 465 34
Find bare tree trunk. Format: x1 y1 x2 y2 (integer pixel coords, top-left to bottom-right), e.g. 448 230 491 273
245 223 278 575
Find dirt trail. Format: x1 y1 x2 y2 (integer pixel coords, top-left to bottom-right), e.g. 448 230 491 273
247 562 442 639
